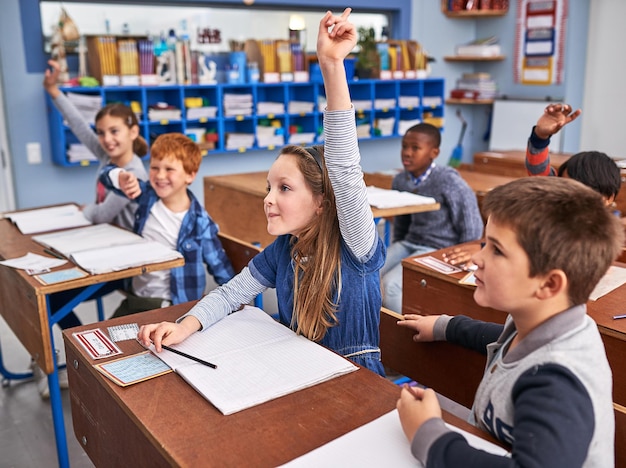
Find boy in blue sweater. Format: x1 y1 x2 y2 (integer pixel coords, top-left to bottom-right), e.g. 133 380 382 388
99 133 234 316
396 177 622 466
381 123 484 312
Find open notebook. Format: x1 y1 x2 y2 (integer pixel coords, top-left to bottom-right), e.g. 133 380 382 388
150 306 358 415
366 186 436 209
32 224 182 274
4 204 91 234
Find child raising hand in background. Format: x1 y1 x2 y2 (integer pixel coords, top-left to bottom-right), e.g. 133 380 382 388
44 60 148 227
137 8 388 376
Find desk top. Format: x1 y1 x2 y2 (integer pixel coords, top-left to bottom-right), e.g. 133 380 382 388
401 240 626 340
473 150 572 168
205 171 440 219
63 303 499 466
0 218 184 373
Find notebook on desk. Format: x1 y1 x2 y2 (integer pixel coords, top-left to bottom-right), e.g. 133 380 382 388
32 224 183 274
3 204 91 234
151 306 358 415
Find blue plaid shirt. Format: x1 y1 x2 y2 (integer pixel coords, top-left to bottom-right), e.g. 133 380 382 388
99 166 235 304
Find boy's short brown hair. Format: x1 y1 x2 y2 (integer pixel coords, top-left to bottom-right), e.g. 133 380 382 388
482 177 624 305
150 133 202 174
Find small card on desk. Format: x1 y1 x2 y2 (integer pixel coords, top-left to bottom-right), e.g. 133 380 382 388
94 351 172 386
34 267 88 285
414 256 463 275
73 328 122 360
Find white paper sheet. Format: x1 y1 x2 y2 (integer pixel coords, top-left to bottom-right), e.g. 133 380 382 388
366 186 437 209
282 410 510 467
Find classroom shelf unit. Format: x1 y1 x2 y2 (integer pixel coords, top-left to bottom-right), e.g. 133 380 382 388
46 78 445 167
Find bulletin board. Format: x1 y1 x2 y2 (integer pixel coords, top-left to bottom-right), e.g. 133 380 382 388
489 99 562 152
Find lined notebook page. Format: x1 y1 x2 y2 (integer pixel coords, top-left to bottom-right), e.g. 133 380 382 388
152 306 357 415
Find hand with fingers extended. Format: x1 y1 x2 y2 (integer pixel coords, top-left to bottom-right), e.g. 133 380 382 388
397 314 440 342
317 8 357 64
534 103 582 140
442 243 481 269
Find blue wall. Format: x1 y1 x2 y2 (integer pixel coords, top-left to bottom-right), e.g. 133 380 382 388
1 0 589 210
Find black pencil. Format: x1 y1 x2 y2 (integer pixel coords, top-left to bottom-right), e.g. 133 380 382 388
161 344 217 369
43 248 65 259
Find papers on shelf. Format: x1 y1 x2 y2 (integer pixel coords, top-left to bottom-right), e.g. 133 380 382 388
289 132 316 145
353 99 373 111
398 119 422 135
399 95 420 108
256 125 285 147
282 410 509 467
32 224 182 274
186 106 217 120
288 101 315 114
225 132 255 150
151 306 357 415
223 93 253 117
374 98 397 110
257 101 285 115
366 186 437 209
67 143 98 163
4 204 91 235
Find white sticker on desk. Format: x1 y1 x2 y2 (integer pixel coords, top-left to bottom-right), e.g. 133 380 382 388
414 256 463 274
73 328 122 360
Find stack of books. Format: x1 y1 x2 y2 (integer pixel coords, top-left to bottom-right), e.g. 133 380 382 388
398 96 420 108
256 125 284 147
67 144 98 163
452 73 498 101
223 93 253 117
288 101 315 114
256 101 285 115
148 103 181 121
225 132 255 150
455 36 501 57
186 106 217 120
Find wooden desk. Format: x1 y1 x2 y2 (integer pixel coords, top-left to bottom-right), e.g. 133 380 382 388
204 172 440 247
364 169 515 217
472 150 572 177
62 303 500 467
401 243 626 464
0 218 184 468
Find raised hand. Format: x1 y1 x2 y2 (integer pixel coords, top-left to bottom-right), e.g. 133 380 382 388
534 103 582 140
317 8 357 64
43 60 62 99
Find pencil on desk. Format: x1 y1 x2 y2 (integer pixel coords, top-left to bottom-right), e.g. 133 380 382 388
161 344 217 369
43 248 65 259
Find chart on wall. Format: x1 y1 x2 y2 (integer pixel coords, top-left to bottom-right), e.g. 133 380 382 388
514 0 568 85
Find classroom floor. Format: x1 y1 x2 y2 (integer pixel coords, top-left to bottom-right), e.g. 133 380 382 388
0 287 470 467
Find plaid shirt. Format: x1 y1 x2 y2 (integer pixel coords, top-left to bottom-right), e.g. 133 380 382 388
100 166 235 304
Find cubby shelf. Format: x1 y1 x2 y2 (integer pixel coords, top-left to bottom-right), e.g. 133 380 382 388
46 78 445 167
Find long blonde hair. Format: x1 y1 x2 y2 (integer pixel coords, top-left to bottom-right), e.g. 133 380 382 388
279 145 342 341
